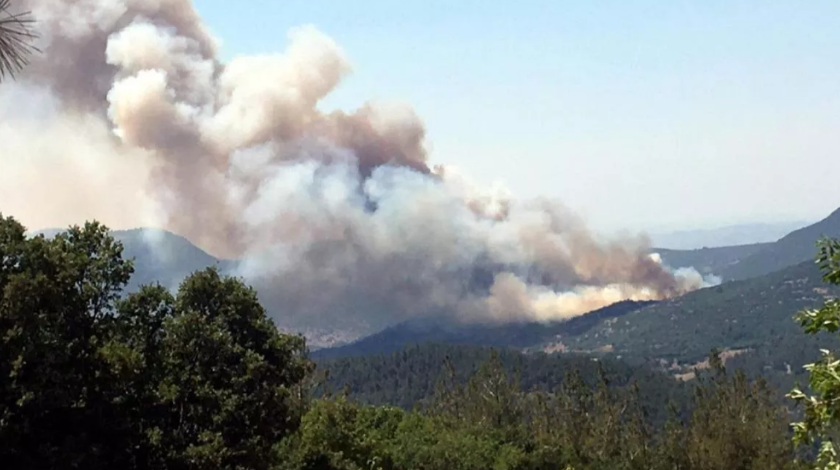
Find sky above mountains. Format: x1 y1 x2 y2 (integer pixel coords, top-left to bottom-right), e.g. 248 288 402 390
193 0 840 233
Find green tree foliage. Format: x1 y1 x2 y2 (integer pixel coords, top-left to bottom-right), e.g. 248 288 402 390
0 214 311 470
790 237 840 469
316 342 690 427
0 217 134 468
287 348 803 470
682 353 798 470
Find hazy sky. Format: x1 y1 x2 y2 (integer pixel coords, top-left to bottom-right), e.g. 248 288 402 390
193 0 840 233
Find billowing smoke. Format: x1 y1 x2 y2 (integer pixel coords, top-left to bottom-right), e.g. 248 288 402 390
0 0 719 344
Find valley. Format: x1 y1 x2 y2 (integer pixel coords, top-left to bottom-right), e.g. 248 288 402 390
33 204 840 392
3 1 839 466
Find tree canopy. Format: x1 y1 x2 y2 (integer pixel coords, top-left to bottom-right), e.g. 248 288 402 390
0 214 311 470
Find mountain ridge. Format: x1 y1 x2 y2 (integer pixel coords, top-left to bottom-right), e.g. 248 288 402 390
557 259 840 361
313 300 657 359
719 207 840 280
649 220 810 250
29 205 840 352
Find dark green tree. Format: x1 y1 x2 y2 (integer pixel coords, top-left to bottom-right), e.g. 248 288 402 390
101 267 314 470
277 397 404 470
0 216 135 469
0 216 314 470
684 352 799 470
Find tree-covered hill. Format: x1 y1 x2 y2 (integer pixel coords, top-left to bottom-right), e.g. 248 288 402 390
315 342 690 424
318 257 840 398
28 204 840 360
313 300 655 359
563 260 840 363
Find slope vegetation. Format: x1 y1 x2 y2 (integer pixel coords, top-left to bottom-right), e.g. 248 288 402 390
563 260 840 362
315 342 689 424
313 300 655 359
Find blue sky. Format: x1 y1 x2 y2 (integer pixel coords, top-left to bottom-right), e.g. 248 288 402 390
194 0 840 233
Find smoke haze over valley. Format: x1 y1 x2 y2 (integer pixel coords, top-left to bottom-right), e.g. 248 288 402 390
0 0 721 342
5 4 840 470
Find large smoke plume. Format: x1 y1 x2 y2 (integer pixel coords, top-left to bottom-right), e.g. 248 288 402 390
0 0 718 344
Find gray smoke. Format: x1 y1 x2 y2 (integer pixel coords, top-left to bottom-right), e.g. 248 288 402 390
0 0 719 344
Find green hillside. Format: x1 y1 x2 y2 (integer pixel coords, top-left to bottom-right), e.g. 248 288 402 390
316 343 690 424
313 300 655 359
317 258 840 394
561 260 840 363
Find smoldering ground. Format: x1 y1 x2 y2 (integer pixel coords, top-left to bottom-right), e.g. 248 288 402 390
0 0 719 344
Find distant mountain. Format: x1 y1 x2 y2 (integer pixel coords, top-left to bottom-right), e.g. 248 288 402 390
30 228 66 239
652 207 840 281
654 243 769 277
30 206 840 355
320 256 840 395
31 227 231 293
561 259 840 363
313 300 656 359
650 220 809 250
719 207 840 281
316 208 840 360
110 229 234 292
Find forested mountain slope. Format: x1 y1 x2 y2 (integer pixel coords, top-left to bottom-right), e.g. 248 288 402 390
313 300 656 359
563 260 840 362
315 343 690 423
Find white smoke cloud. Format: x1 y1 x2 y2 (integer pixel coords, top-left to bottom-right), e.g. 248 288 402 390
0 83 158 231
0 0 720 345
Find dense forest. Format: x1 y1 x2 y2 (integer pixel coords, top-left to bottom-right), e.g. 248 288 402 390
566 260 840 362
1 215 839 469
314 343 691 425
